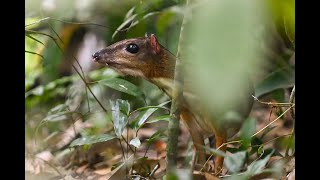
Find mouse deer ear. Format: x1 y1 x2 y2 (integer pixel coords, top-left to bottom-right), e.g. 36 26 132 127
149 34 161 54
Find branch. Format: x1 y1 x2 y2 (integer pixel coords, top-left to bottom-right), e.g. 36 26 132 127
166 0 189 175
252 95 294 107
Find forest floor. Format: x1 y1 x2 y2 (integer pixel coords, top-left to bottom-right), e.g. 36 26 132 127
25 97 295 180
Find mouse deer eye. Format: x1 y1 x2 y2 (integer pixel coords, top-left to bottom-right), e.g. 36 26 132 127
125 43 139 54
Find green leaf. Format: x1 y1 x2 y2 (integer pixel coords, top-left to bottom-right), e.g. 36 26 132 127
147 114 170 124
70 134 116 147
255 66 295 97
110 99 130 137
131 101 170 130
129 137 141 148
246 150 274 176
100 78 144 99
119 100 130 116
146 129 167 145
240 117 256 149
224 151 247 174
112 14 137 39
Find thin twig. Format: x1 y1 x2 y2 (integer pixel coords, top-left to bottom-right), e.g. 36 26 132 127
27 30 108 113
262 134 292 146
25 29 57 40
25 50 45 59
46 22 91 112
252 95 294 107
25 17 129 32
26 18 107 113
26 34 45 45
121 135 135 153
118 138 126 161
252 104 295 137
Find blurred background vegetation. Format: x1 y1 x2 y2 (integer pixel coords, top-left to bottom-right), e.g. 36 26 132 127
25 0 294 179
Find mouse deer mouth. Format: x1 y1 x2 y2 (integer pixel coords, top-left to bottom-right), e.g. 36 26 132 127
92 50 117 66
92 51 104 62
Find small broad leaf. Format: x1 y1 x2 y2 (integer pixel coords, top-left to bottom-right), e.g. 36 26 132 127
255 65 295 97
240 117 256 149
246 150 274 176
131 101 170 130
100 78 144 99
112 14 138 39
70 134 116 147
147 114 170 124
146 129 167 145
110 99 130 137
119 100 130 116
125 6 136 19
129 137 141 148
138 109 160 127
224 151 247 174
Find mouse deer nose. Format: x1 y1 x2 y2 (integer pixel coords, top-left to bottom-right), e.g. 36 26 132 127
92 52 101 60
92 51 103 62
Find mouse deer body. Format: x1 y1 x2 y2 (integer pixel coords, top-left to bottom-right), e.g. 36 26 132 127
92 34 254 173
